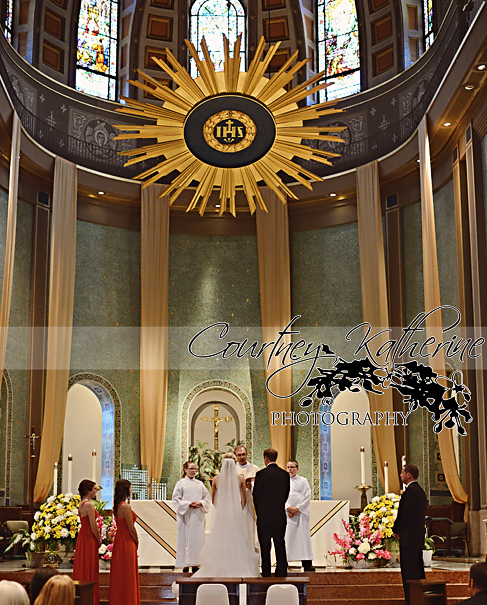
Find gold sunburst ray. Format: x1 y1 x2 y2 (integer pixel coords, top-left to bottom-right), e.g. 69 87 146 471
114 35 345 215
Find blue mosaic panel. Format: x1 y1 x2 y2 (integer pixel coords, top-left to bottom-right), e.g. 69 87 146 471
320 403 332 499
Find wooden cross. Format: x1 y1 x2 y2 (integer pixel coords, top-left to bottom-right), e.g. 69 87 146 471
201 404 233 451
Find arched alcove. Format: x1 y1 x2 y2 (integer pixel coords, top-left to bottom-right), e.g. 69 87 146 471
311 388 372 506
330 389 372 507
64 373 122 505
181 380 253 467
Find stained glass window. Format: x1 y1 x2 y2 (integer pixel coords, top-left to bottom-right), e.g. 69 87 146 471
76 0 119 101
317 0 360 101
4 0 13 43
189 0 246 79
423 0 433 50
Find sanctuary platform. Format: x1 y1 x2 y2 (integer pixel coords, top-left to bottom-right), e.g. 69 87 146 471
0 563 472 604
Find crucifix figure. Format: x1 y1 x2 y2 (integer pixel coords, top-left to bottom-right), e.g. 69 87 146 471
25 426 40 512
201 404 233 451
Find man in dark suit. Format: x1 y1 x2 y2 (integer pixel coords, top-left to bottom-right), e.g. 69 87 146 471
393 463 427 605
253 448 291 577
457 563 487 604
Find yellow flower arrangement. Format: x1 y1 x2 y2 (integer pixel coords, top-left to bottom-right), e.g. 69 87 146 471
31 493 81 550
363 493 401 539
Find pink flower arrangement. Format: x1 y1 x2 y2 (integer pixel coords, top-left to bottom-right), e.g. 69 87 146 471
96 512 117 561
329 515 392 565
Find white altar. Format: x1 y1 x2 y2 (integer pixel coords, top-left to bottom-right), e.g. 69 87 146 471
131 499 349 567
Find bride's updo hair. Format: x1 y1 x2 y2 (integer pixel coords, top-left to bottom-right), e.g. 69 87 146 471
223 452 237 463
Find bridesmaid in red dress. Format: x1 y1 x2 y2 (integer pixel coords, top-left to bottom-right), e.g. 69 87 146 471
73 480 101 605
109 479 140 605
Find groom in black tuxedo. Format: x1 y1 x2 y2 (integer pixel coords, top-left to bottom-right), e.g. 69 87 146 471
253 448 290 577
393 463 427 605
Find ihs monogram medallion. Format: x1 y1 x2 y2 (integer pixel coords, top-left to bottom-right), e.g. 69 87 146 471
115 35 346 216
203 110 256 153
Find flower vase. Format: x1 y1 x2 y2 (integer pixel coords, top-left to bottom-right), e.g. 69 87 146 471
350 559 373 569
385 538 400 568
422 549 433 567
99 559 111 570
26 551 44 569
57 544 74 569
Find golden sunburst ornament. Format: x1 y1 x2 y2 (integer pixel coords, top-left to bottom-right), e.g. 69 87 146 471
114 35 346 216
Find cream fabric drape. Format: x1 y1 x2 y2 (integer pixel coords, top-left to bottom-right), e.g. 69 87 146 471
356 161 400 494
0 113 20 374
418 118 468 504
34 157 77 502
140 185 169 482
256 189 292 467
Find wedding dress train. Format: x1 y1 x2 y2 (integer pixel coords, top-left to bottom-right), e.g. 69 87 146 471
193 458 260 578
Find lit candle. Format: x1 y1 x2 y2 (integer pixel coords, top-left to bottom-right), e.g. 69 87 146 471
53 462 58 496
384 461 389 493
92 450 97 483
67 454 73 494
360 446 366 485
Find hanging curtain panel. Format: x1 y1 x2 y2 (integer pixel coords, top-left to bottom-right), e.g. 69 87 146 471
34 157 77 502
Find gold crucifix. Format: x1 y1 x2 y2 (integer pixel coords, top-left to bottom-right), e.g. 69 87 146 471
201 404 233 451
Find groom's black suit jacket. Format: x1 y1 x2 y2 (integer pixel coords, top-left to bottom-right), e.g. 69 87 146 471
253 462 290 527
392 481 427 549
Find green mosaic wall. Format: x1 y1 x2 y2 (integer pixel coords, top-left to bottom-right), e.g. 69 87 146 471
290 222 363 490
4 200 33 504
71 220 141 470
164 234 267 494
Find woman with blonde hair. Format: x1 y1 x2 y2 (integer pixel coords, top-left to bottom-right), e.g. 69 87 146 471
0 580 29 605
33 575 75 605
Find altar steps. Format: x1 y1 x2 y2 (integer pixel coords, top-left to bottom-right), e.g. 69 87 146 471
304 569 470 605
0 567 470 605
96 569 470 605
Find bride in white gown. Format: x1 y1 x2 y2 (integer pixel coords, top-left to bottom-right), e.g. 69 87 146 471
193 453 260 578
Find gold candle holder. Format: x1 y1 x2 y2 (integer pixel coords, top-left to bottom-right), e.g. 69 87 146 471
355 484 372 511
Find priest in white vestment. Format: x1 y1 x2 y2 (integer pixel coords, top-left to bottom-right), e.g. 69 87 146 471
285 459 315 571
172 461 211 571
235 445 260 552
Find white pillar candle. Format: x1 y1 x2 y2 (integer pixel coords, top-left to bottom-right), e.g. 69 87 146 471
67 454 73 494
360 446 366 485
92 450 97 483
401 455 406 468
384 461 389 493
53 462 58 496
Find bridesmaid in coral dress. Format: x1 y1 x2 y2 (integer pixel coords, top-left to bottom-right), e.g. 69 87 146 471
73 480 101 605
109 479 140 605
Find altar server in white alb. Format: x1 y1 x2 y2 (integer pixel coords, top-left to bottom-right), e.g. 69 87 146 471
285 460 315 572
172 461 211 572
235 445 260 552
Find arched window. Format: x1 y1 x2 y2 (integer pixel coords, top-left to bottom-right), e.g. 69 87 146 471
423 0 433 49
76 0 119 101
4 0 13 43
317 0 360 101
189 0 246 79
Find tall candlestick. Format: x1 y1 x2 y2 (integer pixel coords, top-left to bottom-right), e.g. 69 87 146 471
67 454 73 495
360 446 366 485
92 450 97 483
384 461 389 493
53 462 58 496
401 455 407 491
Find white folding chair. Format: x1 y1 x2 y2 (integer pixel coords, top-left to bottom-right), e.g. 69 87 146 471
195 583 230 605
265 584 299 605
